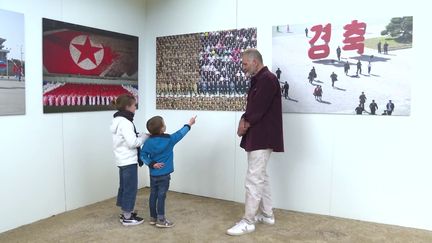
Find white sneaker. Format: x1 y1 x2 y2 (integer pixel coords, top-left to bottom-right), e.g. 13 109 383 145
226 219 255 236
255 213 275 225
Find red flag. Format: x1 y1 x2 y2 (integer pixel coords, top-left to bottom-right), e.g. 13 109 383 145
43 30 116 76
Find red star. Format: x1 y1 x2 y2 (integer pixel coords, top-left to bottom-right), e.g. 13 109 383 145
72 36 103 65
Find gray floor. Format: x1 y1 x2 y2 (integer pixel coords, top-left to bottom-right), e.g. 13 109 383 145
0 79 25 116
1 188 432 243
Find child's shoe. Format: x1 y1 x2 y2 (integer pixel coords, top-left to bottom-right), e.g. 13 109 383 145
149 217 157 225
121 214 144 226
119 212 137 223
156 218 174 228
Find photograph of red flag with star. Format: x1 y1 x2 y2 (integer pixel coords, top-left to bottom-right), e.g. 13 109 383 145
272 16 412 116
42 18 139 113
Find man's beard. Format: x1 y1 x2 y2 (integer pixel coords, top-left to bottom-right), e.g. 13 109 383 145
243 69 254 78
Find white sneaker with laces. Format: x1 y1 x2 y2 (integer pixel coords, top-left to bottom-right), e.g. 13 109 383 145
255 213 275 225
226 219 255 236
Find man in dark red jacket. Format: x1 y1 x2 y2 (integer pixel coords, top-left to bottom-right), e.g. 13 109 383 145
227 49 284 236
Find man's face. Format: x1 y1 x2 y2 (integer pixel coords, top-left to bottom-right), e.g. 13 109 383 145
241 56 256 77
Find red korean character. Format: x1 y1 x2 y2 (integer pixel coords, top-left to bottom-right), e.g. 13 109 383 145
342 20 367 54
308 23 332 59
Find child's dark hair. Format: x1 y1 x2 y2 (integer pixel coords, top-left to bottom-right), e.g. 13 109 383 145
113 94 136 111
146 116 164 135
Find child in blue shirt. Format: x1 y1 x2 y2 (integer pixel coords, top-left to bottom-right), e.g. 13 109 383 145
140 115 196 227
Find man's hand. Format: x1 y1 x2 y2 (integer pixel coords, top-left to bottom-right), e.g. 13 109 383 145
237 118 250 137
153 162 165 169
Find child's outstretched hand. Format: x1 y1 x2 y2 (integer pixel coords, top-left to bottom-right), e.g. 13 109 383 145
188 115 197 126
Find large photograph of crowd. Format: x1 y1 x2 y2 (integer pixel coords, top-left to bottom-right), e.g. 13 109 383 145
42 18 139 113
0 9 25 116
156 27 257 111
272 16 412 116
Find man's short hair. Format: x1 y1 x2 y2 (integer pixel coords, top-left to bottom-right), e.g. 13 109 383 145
242 48 263 64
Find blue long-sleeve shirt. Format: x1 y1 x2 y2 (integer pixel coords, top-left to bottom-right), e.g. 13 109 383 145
140 125 190 176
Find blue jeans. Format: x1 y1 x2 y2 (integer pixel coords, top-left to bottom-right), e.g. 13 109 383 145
149 174 170 219
116 164 138 212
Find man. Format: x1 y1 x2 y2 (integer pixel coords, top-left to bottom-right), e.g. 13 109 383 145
359 92 367 108
356 60 362 76
386 100 395 115
227 49 284 236
368 61 372 75
355 104 364 114
369 100 378 115
336 46 341 61
383 42 389 54
344 61 350 75
283 81 289 99
276 67 282 80
330 72 338 88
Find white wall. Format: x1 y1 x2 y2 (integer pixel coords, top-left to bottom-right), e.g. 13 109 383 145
144 0 432 231
0 0 146 233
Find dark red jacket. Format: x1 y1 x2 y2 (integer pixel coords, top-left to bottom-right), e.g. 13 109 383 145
240 67 284 152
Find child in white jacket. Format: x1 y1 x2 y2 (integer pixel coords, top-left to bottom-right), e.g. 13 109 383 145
110 94 146 226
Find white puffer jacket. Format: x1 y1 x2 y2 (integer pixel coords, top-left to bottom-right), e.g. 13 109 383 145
110 116 146 167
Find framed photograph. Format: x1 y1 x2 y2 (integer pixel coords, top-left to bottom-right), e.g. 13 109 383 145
42 18 139 113
156 28 257 111
273 16 412 116
0 9 25 116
